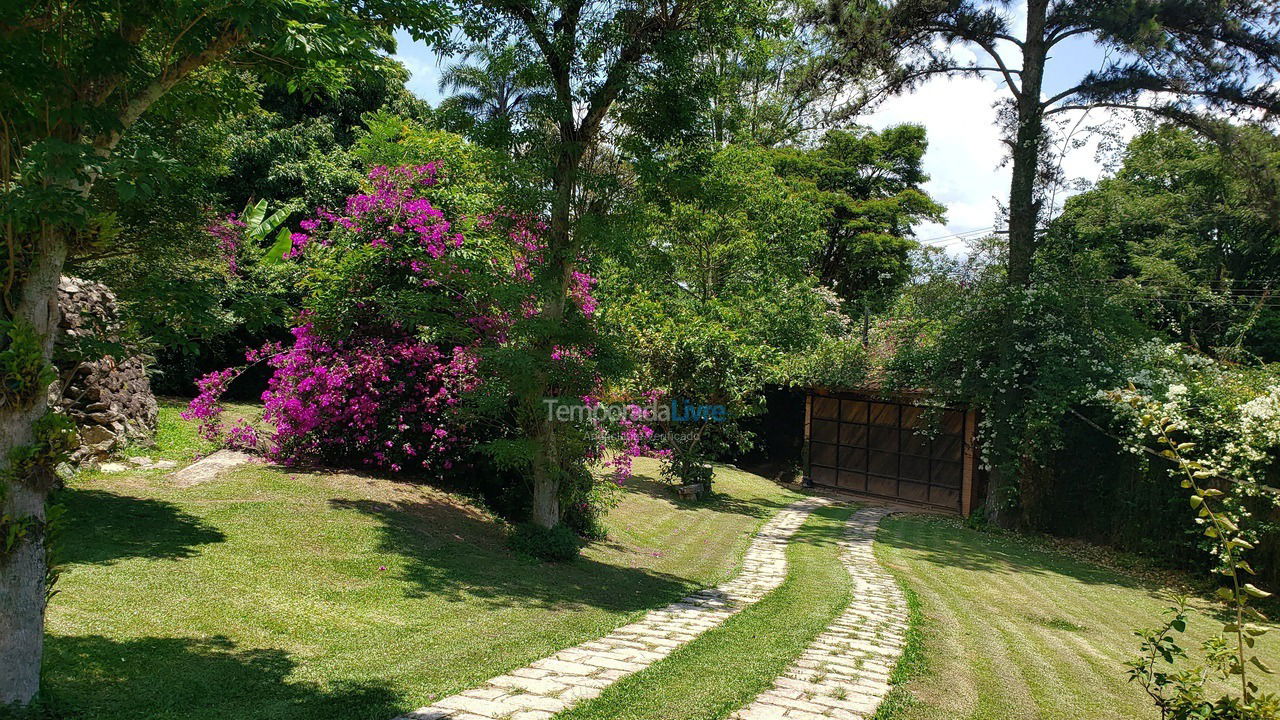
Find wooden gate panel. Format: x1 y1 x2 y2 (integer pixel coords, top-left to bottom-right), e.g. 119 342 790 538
805 390 977 514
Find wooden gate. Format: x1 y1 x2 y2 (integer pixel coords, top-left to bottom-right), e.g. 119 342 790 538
805 390 978 515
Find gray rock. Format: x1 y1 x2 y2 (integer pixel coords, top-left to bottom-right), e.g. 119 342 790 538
167 450 253 487
54 276 159 466
79 424 114 445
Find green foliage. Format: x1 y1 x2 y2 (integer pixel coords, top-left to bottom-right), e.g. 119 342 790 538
79 64 431 392
772 126 945 310
1051 125 1280 360
1129 600 1280 720
607 144 848 486
616 0 853 149
0 319 56 410
6 2 448 396
214 64 427 218
1098 356 1280 576
353 112 515 218
631 144 828 304
1 0 450 243
3 413 77 490
827 0 1280 295
1111 387 1280 716
868 245 1151 510
0 514 40 558
774 335 869 390
507 521 581 562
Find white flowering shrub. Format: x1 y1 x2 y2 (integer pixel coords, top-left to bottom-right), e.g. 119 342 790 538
877 252 1149 514
1101 348 1280 570
1107 383 1280 719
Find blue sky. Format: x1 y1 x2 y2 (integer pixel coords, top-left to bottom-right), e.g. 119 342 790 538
391 12 1131 253
394 29 449 104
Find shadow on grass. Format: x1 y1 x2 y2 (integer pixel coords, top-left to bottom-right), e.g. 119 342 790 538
37 635 401 720
789 504 852 547
878 515 1148 590
620 468 796 520
735 458 802 485
332 496 702 613
618 475 682 504
56 489 225 566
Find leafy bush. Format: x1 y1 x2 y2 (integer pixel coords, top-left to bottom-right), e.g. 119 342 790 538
261 325 480 471
184 163 491 472
604 143 850 496
507 522 581 562
186 149 651 533
1115 386 1280 718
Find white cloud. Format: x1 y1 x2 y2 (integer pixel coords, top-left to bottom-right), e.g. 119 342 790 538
393 31 447 104
864 72 1140 255
864 74 1011 253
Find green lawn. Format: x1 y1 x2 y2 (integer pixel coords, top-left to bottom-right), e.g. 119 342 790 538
557 503 856 720
40 402 804 720
874 515 1280 720
53 402 1279 720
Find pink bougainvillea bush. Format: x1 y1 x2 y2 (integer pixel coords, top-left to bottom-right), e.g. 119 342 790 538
261 324 481 471
185 160 654 531
184 326 482 472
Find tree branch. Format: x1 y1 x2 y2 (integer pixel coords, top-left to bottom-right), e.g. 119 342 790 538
578 14 666 139
92 24 245 153
493 0 572 107
969 36 1022 98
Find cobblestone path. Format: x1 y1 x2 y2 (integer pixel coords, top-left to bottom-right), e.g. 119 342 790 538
729 507 906 720
396 497 831 720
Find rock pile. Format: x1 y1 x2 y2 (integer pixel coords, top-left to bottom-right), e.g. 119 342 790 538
52 277 158 464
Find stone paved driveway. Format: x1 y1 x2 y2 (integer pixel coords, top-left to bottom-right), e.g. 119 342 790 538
397 497 831 720
729 506 906 720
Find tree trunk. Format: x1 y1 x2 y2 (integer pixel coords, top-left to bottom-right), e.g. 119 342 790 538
524 118 585 529
1005 0 1047 289
529 417 560 528
0 231 67 706
985 0 1048 528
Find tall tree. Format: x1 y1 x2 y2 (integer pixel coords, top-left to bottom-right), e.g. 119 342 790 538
824 0 1280 524
772 125 944 311
0 1 447 705
825 0 1280 287
438 43 548 147
456 0 756 528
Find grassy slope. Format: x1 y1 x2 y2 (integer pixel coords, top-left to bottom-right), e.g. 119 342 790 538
42 402 802 720
557 504 857 720
874 515 1280 720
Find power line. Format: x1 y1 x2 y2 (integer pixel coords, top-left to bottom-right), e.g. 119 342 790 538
916 226 997 246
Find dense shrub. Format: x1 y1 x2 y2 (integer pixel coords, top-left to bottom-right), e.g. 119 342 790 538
260 325 480 471
185 153 654 542
507 522 581 562
184 162 497 465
